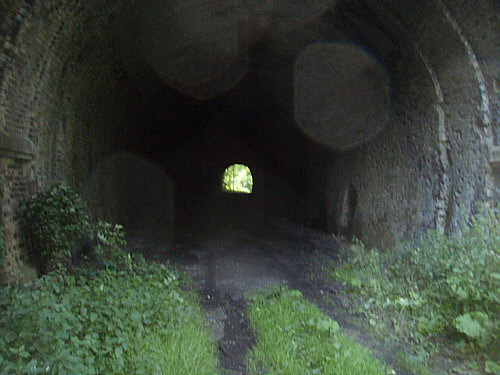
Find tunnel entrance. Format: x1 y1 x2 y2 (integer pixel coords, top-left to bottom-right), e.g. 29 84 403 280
222 164 253 194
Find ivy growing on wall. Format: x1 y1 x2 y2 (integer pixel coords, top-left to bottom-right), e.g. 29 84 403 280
24 184 91 272
24 183 130 274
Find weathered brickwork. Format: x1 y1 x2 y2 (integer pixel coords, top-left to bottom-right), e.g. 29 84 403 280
324 0 498 247
0 0 141 279
0 0 498 274
0 158 34 281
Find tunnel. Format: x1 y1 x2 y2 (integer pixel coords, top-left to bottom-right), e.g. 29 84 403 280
0 0 498 270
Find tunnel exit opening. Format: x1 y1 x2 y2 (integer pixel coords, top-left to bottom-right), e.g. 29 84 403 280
222 164 253 194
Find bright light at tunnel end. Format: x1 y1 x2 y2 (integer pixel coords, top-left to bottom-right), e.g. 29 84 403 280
222 164 253 194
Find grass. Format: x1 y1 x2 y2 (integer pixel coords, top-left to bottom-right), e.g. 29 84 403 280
0 262 220 375
327 206 500 374
394 349 433 375
127 318 219 375
246 287 391 375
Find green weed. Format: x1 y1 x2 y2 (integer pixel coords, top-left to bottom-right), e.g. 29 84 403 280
329 206 500 373
23 184 136 274
24 184 92 272
394 349 433 375
246 286 391 375
0 263 220 375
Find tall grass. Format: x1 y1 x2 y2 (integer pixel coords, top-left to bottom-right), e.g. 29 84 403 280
246 287 390 375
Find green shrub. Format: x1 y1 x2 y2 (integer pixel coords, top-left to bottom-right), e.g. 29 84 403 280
24 184 135 273
92 220 129 269
0 264 220 375
24 184 91 272
331 206 500 369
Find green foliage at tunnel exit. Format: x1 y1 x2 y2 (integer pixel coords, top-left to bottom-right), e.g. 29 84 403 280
246 286 390 375
222 164 253 194
329 206 500 373
0 262 220 375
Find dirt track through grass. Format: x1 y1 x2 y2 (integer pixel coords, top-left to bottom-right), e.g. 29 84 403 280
140 220 412 375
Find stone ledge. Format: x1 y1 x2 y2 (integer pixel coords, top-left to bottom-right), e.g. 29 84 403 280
0 132 35 161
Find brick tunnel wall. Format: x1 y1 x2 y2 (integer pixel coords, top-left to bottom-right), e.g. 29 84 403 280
325 0 499 248
442 0 500 213
0 0 140 278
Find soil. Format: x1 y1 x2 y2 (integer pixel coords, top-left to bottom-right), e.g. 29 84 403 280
130 218 414 375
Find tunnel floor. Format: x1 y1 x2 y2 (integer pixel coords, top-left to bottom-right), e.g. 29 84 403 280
127 218 412 375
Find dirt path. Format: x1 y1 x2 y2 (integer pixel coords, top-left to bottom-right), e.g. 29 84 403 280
132 220 412 375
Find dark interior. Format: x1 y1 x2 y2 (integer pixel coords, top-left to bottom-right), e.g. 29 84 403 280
115 1 395 241
1 0 497 255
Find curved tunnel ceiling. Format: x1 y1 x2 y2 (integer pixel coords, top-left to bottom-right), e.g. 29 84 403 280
107 0 493 149
107 0 425 185
105 0 493 189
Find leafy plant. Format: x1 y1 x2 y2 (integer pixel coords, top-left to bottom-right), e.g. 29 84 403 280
92 220 129 269
329 205 500 372
24 184 135 273
24 184 91 272
0 264 220 375
454 312 493 348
